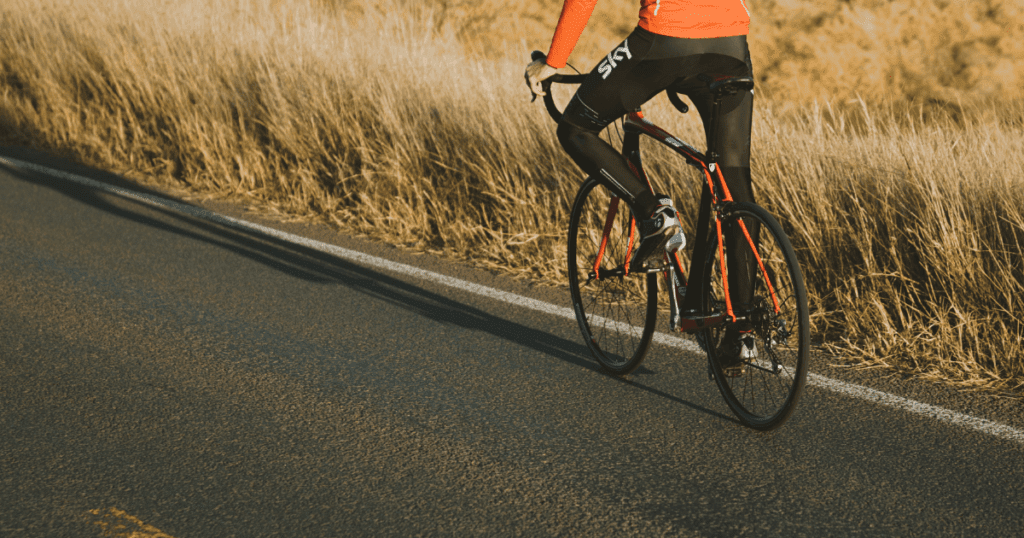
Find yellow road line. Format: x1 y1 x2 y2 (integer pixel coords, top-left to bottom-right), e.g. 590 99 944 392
85 507 175 538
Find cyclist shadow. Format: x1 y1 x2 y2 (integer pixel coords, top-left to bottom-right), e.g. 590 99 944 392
303 252 737 425
1 147 736 425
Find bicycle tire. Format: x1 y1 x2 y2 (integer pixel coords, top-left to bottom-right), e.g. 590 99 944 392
699 202 809 430
567 177 658 375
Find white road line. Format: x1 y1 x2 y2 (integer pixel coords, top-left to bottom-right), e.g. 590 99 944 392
4 156 1022 444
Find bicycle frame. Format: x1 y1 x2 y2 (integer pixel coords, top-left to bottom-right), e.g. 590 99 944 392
535 54 809 429
589 109 782 334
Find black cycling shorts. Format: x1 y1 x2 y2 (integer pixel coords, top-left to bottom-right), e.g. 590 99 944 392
557 25 754 212
564 25 752 166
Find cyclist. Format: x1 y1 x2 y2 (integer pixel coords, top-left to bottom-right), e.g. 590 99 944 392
525 0 757 375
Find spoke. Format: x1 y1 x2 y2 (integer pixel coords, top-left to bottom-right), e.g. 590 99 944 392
572 187 654 369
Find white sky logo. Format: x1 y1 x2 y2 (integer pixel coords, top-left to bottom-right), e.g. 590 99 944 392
598 39 632 79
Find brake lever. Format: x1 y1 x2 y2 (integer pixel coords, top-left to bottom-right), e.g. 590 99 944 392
529 50 546 103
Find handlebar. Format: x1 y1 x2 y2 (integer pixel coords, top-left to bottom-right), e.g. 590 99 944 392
529 50 690 123
530 51 586 123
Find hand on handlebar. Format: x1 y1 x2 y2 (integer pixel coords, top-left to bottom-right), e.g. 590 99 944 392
525 55 558 101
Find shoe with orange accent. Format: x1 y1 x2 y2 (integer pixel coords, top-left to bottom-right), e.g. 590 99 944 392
630 202 679 271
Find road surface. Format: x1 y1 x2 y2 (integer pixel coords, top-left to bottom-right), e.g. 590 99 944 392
1 146 1022 536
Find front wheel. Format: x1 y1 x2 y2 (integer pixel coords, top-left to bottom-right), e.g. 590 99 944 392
699 202 809 430
568 177 658 375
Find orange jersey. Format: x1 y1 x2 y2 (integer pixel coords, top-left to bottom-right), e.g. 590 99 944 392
547 0 750 68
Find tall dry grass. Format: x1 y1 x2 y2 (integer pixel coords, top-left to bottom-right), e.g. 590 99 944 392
754 101 1024 390
0 0 577 273
2 0 1022 393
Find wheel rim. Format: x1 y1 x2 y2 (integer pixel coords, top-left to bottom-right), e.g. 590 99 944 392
702 204 809 428
568 179 657 373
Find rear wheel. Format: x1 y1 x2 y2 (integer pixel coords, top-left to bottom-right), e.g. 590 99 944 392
568 177 658 375
699 202 809 430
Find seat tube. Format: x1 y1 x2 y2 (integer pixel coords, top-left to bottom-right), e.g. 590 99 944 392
683 98 724 314
705 98 723 165
679 182 714 313
622 128 640 157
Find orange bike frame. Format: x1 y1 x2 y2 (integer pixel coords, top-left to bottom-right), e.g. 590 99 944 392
618 111 781 326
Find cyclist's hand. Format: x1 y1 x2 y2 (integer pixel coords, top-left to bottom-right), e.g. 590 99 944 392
525 56 558 100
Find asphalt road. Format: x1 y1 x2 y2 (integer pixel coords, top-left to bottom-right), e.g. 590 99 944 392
2 146 1022 537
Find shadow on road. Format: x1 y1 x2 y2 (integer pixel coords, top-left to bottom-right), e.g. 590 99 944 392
1 145 737 425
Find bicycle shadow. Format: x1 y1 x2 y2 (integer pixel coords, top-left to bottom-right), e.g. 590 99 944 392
0 146 738 425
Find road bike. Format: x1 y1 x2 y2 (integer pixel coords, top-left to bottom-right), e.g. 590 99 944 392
531 53 809 430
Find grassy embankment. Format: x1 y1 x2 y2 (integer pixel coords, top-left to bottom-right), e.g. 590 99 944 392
2 0 1022 394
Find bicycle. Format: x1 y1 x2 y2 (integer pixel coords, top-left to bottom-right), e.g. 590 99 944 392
531 52 809 430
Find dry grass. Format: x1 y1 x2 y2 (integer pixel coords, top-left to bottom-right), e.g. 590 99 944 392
2 0 1022 394
753 101 1024 392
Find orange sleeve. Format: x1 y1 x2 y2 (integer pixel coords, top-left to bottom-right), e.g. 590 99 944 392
546 0 599 69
